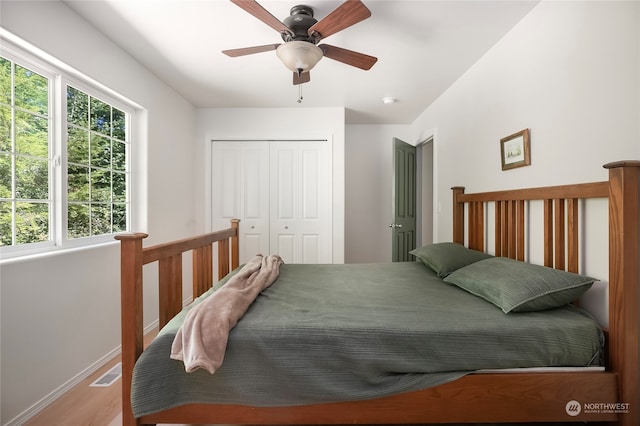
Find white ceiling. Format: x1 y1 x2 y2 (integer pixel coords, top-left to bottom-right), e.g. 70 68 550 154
64 0 539 125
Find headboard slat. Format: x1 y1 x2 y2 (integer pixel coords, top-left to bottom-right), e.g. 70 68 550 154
468 201 484 251
494 202 502 256
554 199 566 270
567 198 579 273
543 200 553 267
516 200 525 261
507 201 517 259
500 201 508 257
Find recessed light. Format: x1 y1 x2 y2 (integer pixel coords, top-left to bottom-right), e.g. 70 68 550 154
382 97 399 105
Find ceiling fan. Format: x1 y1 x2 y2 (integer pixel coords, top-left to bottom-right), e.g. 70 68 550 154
223 0 377 85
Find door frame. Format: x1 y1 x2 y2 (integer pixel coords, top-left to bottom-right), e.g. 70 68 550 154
416 135 435 247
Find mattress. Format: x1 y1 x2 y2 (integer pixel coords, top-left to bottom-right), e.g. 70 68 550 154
131 261 604 417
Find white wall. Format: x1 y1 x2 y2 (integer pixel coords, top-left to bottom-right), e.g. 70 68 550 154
195 108 345 263
410 0 640 325
344 125 412 263
0 1 197 424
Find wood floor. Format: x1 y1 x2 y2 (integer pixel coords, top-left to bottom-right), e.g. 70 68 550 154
22 327 232 426
23 348 130 426
23 330 155 426
21 328 205 426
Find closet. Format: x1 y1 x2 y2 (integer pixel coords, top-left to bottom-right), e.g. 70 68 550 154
211 140 332 264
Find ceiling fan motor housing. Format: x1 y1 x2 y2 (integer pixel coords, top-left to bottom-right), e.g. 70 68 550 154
282 5 317 43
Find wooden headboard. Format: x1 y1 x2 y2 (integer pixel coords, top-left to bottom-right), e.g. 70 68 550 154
452 181 608 271
452 160 640 424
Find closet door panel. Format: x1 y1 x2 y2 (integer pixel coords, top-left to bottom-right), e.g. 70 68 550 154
243 149 263 219
219 149 240 218
302 149 319 219
275 148 295 220
212 142 270 263
275 234 295 263
270 141 331 264
302 234 320 263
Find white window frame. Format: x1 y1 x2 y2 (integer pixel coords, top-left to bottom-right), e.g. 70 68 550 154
0 36 140 260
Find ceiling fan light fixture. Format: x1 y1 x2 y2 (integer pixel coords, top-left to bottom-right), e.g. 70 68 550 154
276 41 323 73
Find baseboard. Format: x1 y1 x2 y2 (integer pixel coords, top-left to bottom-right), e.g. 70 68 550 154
5 320 159 426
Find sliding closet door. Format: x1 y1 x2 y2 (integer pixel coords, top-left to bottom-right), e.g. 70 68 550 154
211 140 332 264
270 141 332 264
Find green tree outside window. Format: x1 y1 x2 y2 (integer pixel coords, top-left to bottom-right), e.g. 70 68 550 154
66 85 129 239
0 57 50 246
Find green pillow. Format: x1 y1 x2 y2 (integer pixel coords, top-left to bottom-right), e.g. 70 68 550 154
443 257 596 313
410 242 493 277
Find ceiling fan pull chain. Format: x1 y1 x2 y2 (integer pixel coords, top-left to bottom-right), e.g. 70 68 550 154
297 81 303 103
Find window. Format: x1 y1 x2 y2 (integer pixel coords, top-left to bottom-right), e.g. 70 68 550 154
66 86 129 239
0 56 51 248
0 42 133 257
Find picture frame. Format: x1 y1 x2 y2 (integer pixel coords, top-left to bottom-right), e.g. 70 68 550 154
500 128 530 171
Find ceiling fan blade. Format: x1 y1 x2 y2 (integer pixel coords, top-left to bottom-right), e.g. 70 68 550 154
230 0 292 35
223 44 281 57
308 0 371 41
293 71 311 85
319 44 377 70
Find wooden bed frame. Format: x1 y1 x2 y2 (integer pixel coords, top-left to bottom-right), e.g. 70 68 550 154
117 160 639 426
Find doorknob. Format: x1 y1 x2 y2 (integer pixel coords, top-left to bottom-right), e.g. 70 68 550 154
388 224 403 228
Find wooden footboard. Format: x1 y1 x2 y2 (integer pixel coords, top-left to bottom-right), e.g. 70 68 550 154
115 219 239 426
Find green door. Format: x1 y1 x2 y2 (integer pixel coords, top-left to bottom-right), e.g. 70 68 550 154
391 138 416 262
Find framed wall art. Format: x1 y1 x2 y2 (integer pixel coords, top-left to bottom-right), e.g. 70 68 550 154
500 128 530 171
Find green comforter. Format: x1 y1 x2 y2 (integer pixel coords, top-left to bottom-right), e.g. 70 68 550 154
131 262 603 417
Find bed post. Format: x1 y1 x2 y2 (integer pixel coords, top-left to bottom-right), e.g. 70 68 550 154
452 186 465 245
604 160 640 426
115 232 148 426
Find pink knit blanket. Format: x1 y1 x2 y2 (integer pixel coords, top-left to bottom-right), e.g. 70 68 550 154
170 254 283 374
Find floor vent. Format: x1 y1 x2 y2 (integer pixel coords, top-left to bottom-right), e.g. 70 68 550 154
90 362 122 387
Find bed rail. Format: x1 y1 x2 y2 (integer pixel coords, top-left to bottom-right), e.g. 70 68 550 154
115 218 239 426
453 161 640 426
